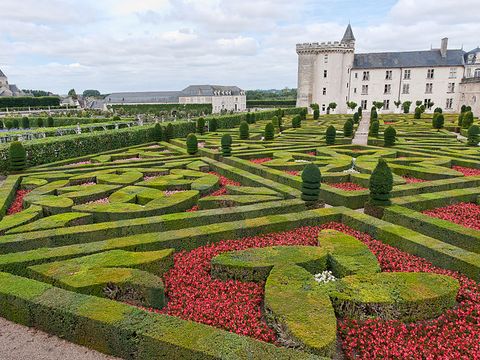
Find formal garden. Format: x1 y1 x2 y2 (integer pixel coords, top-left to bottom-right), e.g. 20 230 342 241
0 106 479 359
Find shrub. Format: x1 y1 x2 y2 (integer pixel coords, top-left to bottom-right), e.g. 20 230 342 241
343 120 353 137
196 118 206 135
5 120 13 130
272 116 279 130
433 113 444 131
310 103 319 111
186 133 198 155
414 107 422 119
325 125 336 145
165 123 174 142
250 113 256 124
467 125 480 146
369 121 379 137
21 117 30 129
462 111 474 129
12 119 19 128
434 107 443 114
394 100 402 109
301 163 321 203
313 109 320 120
239 121 249 140
0 121 3 130
370 109 378 121
357 107 362 118
466 106 472 112
328 102 337 111
300 108 308 120
369 158 393 205
264 123 275 141
47 116 54 127
152 123 163 141
419 105 426 113
384 126 396 147
415 100 423 107
209 118 218 132
292 115 301 128
353 112 360 124
402 101 412 114
221 134 232 157
461 105 467 113
37 118 44 127
347 101 357 111
458 112 464 127
9 141 27 171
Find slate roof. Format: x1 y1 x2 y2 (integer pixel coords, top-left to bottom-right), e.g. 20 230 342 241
0 69 6 78
353 49 466 69
465 47 480 64
181 85 243 96
341 24 355 43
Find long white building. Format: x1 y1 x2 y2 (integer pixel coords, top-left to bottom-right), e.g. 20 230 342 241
296 25 480 114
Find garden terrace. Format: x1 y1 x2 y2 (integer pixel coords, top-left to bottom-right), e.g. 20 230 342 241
0 111 479 359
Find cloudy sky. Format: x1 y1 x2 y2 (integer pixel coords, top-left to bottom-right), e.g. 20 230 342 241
0 0 479 94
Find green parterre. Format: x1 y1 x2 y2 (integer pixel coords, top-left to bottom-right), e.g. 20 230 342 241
0 111 479 359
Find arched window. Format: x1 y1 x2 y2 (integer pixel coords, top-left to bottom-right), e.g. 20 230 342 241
475 68 480 78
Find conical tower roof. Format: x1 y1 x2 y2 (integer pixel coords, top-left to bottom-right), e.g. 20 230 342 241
341 24 355 43
0 69 6 78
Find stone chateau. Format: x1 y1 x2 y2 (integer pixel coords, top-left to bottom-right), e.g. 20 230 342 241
296 25 480 114
0 69 25 97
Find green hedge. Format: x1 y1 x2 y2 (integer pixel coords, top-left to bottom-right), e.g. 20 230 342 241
0 96 60 109
247 100 297 108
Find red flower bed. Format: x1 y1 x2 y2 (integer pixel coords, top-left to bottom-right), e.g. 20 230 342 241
402 176 427 184
307 151 316 156
329 182 367 191
384 121 395 125
423 202 480 231
249 158 272 164
148 223 479 359
452 165 480 177
284 170 300 176
7 190 31 215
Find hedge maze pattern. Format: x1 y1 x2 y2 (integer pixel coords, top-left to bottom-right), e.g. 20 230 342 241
0 111 479 359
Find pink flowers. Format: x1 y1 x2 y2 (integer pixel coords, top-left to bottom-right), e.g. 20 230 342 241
284 170 300 176
402 176 427 184
86 197 110 205
423 202 480 231
249 158 272 164
7 190 31 215
452 165 480 177
66 160 91 167
329 182 367 191
80 182 96 187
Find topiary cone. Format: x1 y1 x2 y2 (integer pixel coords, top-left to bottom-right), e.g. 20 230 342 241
221 134 232 157
186 133 198 155
9 141 27 172
301 163 321 202
369 158 393 205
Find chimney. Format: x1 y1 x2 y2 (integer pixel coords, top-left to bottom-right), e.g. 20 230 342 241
441 38 448 58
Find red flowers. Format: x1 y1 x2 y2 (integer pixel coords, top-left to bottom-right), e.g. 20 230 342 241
249 158 272 164
329 182 367 191
423 202 480 231
7 190 31 215
402 176 427 184
284 170 300 176
452 165 480 177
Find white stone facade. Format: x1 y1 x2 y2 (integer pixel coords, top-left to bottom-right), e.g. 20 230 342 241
297 25 480 114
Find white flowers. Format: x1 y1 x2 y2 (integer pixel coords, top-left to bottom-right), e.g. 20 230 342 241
294 159 310 163
314 271 337 284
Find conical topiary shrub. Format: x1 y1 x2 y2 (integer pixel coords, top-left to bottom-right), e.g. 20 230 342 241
264 123 275 141
384 126 396 147
165 123 174 142
197 118 206 134
370 109 378 121
292 115 301 128
47 116 54 127
369 121 379 137
325 125 336 145
414 107 422 119
21 117 30 129
353 112 360 124
462 111 474 129
209 118 218 132
239 121 249 140
221 134 232 157
343 120 353 138
467 125 480 146
313 109 320 120
369 158 393 205
301 163 321 205
9 141 27 172
186 133 198 155
152 123 163 141
433 113 444 131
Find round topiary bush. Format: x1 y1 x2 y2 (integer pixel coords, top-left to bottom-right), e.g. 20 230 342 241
37 118 44 127
47 116 54 127
369 158 393 205
301 163 321 203
239 121 249 140
353 112 360 124
186 133 198 155
369 121 379 137
209 118 218 132
13 119 19 128
21 117 30 129
264 123 275 141
343 120 353 138
384 126 396 147
221 134 232 157
467 125 480 146
292 115 301 128
462 111 474 129
9 141 27 172
165 123 174 142
325 125 336 145
434 107 443 114
152 123 163 141
196 118 206 135
414 107 422 119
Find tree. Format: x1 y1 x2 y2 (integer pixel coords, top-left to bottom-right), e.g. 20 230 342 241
370 108 378 121
433 113 444 131
250 113 256 124
328 102 337 112
300 108 308 120
209 118 218 132
313 109 320 120
357 106 363 118
369 158 393 205
239 121 249 140
264 123 275 140
415 100 423 107
301 163 321 204
82 90 101 97
292 115 301 128
9 141 27 172
384 126 396 147
21 117 30 129
468 125 480 146
152 123 163 141
221 134 232 157
325 125 336 145
461 105 467 113
47 116 54 127
165 123 174 142
394 101 402 109
414 107 422 119
186 133 198 155
310 103 319 111
353 112 360 124
343 119 353 137
369 121 379 137
196 117 206 134
434 107 443 114
402 101 412 114
373 101 384 110
458 112 465 127
68 89 78 99
463 111 474 129
347 101 357 111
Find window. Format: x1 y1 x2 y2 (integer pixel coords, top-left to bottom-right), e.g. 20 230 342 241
362 85 369 95
324 70 328 78
363 71 370 81
361 100 368 110
446 98 453 109
425 83 433 94
467 68 472 77
447 83 455 93
354 87 357 94
404 69 411 80
322 104 326 112
449 68 457 78
383 100 390 110
424 99 431 107
427 69 435 79
355 72 358 79
385 70 393 80
323 88 327 95
384 84 391 94
324 54 328 63
475 69 480 78
402 83 410 94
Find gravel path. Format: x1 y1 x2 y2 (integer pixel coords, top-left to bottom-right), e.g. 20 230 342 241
0 317 120 360
352 113 370 145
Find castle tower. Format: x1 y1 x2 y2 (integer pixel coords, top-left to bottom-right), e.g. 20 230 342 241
296 25 355 113
0 69 8 87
